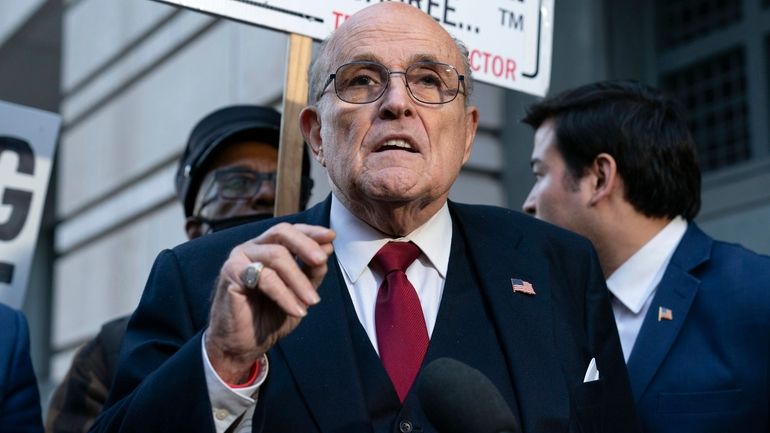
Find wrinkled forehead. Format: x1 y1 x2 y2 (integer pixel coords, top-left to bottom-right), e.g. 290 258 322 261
328 7 461 69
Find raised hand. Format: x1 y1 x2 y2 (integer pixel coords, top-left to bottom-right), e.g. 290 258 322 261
204 223 335 383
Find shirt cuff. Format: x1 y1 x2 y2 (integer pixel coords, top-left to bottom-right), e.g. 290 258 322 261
201 330 269 433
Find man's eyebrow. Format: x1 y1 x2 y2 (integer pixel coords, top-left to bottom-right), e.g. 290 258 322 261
347 54 382 63
408 53 441 64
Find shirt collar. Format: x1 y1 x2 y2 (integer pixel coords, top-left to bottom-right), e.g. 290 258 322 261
329 194 452 284
606 216 688 314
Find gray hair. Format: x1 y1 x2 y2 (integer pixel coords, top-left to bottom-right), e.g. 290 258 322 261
307 35 474 106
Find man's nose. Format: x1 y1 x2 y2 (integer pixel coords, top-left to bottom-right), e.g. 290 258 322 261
378 74 414 119
250 180 276 207
522 193 536 216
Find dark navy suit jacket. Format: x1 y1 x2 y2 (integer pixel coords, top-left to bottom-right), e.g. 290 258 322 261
93 198 640 433
628 223 770 432
0 303 43 433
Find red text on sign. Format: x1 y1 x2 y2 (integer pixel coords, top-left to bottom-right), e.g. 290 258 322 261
469 49 516 81
332 11 351 29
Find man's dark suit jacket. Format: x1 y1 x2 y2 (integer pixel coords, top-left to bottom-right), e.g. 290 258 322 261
0 303 43 433
628 223 770 432
93 198 640 433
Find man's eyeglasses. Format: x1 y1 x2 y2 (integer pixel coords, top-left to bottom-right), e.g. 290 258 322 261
322 61 465 105
198 167 276 210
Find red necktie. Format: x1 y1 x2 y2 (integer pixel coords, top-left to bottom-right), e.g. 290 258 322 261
372 241 429 402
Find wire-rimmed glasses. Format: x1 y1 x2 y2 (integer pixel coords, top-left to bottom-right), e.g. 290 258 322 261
322 61 465 104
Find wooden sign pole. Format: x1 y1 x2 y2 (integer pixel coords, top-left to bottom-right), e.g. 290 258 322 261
274 33 313 216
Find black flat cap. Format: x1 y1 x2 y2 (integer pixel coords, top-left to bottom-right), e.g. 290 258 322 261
175 105 281 217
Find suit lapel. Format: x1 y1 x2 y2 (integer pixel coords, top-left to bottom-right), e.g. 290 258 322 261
276 197 372 432
450 203 570 432
626 224 712 401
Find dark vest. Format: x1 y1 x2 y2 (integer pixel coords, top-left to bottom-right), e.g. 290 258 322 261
340 221 522 433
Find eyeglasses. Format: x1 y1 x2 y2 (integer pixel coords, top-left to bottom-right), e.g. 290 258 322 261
197 167 276 211
322 61 465 104
212 167 276 199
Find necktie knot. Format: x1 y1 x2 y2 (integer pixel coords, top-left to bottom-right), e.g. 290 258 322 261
371 241 421 275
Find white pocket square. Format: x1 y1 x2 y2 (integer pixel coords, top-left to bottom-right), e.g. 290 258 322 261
583 357 600 383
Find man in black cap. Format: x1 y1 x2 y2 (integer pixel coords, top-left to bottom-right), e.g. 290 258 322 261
45 105 312 433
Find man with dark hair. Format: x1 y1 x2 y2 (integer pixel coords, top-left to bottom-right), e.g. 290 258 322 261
92 4 639 433
46 105 312 433
522 79 770 432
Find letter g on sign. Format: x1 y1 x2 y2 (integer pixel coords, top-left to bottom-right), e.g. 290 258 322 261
0 136 35 284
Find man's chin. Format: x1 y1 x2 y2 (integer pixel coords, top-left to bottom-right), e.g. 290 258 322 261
362 184 421 203
362 172 423 195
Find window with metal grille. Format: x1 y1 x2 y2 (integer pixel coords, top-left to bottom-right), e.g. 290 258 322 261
656 0 742 50
660 47 751 171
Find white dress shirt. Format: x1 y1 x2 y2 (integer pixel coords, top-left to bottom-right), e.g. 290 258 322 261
202 195 452 432
330 194 451 351
607 216 687 362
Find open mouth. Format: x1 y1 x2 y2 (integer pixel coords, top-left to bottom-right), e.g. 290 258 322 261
376 139 419 153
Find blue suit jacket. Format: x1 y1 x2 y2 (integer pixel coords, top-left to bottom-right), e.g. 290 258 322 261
627 223 770 432
0 304 43 433
94 198 640 433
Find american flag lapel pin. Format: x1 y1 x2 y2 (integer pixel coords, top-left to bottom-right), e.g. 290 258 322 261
511 278 536 295
658 306 673 322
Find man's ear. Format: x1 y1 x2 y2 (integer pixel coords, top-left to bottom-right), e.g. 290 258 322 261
461 105 479 164
300 106 324 166
587 153 619 206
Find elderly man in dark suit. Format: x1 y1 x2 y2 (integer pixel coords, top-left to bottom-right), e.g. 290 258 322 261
91 3 640 433
0 303 43 433
522 80 770 432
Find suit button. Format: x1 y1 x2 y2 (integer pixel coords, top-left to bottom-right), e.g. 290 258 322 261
399 420 413 433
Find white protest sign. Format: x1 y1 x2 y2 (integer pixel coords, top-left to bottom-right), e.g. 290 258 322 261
154 0 554 96
0 101 60 308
